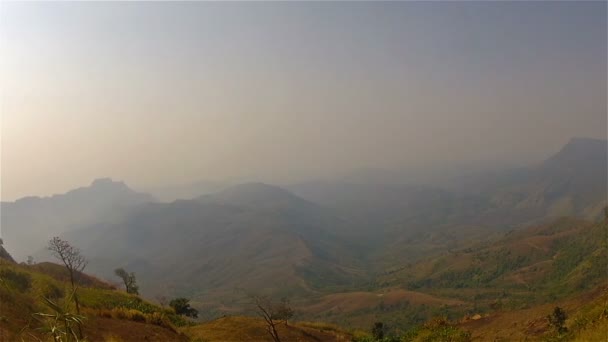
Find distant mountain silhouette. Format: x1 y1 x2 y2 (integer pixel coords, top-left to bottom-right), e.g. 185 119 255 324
288 138 607 265
143 179 230 202
198 182 306 208
59 183 361 310
10 137 606 320
488 137 607 219
1 178 155 260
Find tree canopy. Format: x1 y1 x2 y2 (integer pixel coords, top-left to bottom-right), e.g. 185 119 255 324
169 297 198 318
114 268 139 295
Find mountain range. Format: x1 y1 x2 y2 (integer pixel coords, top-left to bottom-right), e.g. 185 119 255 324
58 183 363 315
1 178 154 260
1 137 606 325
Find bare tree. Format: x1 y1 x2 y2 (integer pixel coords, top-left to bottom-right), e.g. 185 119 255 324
156 295 169 307
48 237 87 338
251 296 295 342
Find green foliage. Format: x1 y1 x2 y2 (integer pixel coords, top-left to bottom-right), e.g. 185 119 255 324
371 321 385 340
353 317 471 342
547 306 568 334
165 311 190 327
547 222 607 294
410 248 536 290
273 298 295 322
79 287 150 311
0 268 32 292
417 326 472 342
40 281 65 299
114 268 139 295
0 260 191 341
170 297 199 318
77 284 188 326
398 317 472 342
111 308 145 322
31 295 86 342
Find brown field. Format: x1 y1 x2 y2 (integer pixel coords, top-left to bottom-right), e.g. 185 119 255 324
301 288 466 314
81 318 188 342
459 286 608 342
182 316 352 342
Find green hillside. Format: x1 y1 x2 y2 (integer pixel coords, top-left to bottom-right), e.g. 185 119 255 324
0 256 354 342
398 217 605 291
0 258 189 341
375 217 607 321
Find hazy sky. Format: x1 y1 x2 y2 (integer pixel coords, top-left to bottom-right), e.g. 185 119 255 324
1 1 606 200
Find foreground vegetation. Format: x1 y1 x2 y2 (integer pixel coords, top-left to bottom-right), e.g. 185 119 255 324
0 257 189 341
1 252 606 341
1 212 605 341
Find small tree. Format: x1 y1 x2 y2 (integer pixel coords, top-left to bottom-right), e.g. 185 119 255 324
114 268 139 295
169 297 198 318
26 256 35 265
547 306 568 334
47 237 87 338
251 296 295 342
372 321 385 340
274 298 295 325
156 295 168 307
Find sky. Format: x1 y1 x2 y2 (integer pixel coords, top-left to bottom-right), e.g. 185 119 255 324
1 1 606 200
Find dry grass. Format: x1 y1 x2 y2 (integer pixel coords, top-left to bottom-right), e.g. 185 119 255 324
0 261 188 342
301 288 465 315
459 285 608 341
182 316 352 342
85 317 188 342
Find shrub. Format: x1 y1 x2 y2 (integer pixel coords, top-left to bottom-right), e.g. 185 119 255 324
372 322 385 340
169 297 198 318
40 282 64 299
422 326 471 342
166 312 189 327
109 308 146 322
0 269 32 292
128 309 146 323
146 311 165 325
547 307 568 334
111 307 128 320
401 317 472 342
424 316 449 329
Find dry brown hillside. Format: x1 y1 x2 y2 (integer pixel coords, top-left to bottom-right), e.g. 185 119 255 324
183 316 352 342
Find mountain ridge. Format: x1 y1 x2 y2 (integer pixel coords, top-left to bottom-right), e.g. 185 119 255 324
1 178 156 261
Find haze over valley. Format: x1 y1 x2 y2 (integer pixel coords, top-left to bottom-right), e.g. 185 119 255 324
1 2 606 341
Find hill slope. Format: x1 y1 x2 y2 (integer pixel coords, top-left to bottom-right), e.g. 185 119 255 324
59 183 364 317
487 137 607 221
0 259 188 341
183 316 352 342
381 216 607 310
458 285 608 341
289 138 607 270
1 178 155 261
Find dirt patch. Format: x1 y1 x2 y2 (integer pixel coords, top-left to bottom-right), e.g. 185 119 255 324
84 317 188 342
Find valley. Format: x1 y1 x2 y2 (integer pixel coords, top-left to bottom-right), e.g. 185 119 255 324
1 138 606 341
